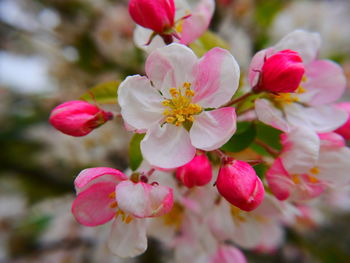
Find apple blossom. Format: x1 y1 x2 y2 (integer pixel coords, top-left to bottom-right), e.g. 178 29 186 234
118 43 239 168
71 167 173 257
49 100 113 137
335 102 350 140
176 153 213 188
216 158 265 211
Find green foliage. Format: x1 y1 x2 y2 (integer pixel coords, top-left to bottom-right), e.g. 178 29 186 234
80 81 120 104
129 133 145 171
189 31 230 57
255 122 282 151
221 122 256 152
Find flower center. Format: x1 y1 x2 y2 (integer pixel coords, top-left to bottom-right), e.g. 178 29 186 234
108 191 133 224
291 167 320 185
271 76 307 105
162 82 202 126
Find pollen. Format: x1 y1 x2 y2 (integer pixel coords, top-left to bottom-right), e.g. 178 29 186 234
230 206 246 222
162 82 202 126
273 93 299 105
291 174 301 184
309 167 320 175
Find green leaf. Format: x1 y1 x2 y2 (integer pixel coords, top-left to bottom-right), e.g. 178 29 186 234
255 122 282 151
80 80 120 104
221 122 256 153
189 31 230 57
253 162 268 179
129 133 145 171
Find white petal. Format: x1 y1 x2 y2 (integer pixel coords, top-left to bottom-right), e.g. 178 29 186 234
255 99 290 132
118 75 164 130
285 104 348 133
281 126 320 174
108 218 147 258
190 107 237 151
141 124 196 169
145 43 197 95
133 26 165 53
274 29 321 64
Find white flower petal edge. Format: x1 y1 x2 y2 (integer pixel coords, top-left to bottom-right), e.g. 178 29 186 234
273 29 321 65
108 218 147 258
141 123 196 169
145 43 197 95
190 107 236 151
192 47 240 108
118 75 164 130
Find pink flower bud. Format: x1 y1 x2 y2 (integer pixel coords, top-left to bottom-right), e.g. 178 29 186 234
335 102 350 140
216 158 264 211
176 154 213 188
254 49 305 93
128 0 175 34
49 100 113 137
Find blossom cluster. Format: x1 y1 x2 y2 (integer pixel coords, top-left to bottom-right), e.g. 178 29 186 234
49 0 350 261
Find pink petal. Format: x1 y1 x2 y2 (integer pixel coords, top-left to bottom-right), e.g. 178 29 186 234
273 29 321 65
335 102 350 140
108 218 147 258
118 75 164 130
211 245 247 263
116 181 173 218
145 43 197 95
302 60 347 106
192 48 240 108
280 126 320 174
190 107 237 151
266 158 293 201
141 123 196 169
318 132 346 149
74 167 127 194
179 0 215 45
133 26 164 53
71 182 117 226
255 99 290 132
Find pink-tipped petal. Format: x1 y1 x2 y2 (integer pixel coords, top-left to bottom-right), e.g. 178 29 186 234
108 218 147 258
192 48 240 108
255 99 290 132
71 182 117 226
280 126 320 174
116 181 173 218
318 132 346 149
266 158 293 201
141 124 196 169
274 30 321 65
190 107 237 151
179 0 215 45
248 48 274 88
145 43 197 95
74 167 127 194
302 60 347 106
335 102 350 140
118 75 164 130
211 245 247 263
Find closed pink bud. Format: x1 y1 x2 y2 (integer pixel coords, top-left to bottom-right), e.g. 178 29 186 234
216 158 264 211
335 102 350 140
176 154 213 188
255 49 305 93
49 100 113 137
128 0 175 34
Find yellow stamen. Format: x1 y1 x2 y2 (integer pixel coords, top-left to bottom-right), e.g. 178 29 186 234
291 174 301 184
296 86 306 94
108 192 116 199
309 167 320 175
307 175 319 183
110 201 118 208
163 202 183 230
162 82 202 127
230 206 246 222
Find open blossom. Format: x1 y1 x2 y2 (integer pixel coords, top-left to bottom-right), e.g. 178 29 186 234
253 49 305 93
266 126 350 201
250 30 347 133
128 0 175 34
134 0 215 52
71 167 173 257
49 100 113 137
118 43 240 168
176 153 213 188
216 158 264 211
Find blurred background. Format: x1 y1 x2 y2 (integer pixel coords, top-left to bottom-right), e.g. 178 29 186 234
0 0 349 262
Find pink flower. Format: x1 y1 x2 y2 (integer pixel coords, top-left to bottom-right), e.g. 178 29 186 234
134 0 215 51
253 49 305 93
49 100 113 137
71 167 173 257
118 44 240 169
335 102 350 140
216 158 265 211
210 245 247 263
251 30 347 133
176 153 213 188
128 0 175 34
